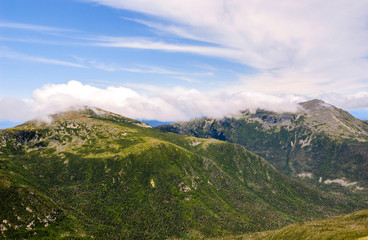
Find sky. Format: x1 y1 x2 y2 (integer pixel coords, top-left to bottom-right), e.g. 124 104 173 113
1 0 368 128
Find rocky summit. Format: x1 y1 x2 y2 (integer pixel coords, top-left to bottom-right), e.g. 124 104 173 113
0 106 361 239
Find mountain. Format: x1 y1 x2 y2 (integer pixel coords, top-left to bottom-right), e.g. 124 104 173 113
140 120 173 127
0 107 360 239
158 100 368 199
238 208 368 240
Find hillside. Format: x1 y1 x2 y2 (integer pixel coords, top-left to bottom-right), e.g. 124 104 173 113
235 208 368 240
158 100 368 199
0 107 361 239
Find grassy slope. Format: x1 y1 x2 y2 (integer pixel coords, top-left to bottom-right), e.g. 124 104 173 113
231 208 368 240
0 109 362 239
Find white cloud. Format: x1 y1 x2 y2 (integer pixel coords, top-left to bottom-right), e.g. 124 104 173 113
2 81 368 123
87 0 368 96
0 80 300 122
0 98 34 121
319 92 368 110
0 81 186 122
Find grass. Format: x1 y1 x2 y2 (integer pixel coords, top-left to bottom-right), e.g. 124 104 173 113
237 208 368 240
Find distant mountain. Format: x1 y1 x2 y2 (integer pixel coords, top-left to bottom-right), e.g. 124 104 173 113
140 119 173 127
158 100 368 198
0 107 360 239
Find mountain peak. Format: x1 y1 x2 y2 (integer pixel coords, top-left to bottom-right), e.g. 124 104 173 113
298 99 333 113
295 99 368 140
52 106 152 128
49 106 120 120
22 106 152 129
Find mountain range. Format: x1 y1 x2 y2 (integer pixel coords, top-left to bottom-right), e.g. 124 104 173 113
158 99 368 200
0 102 367 239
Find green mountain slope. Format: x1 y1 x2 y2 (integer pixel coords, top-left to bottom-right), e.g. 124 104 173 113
158 100 368 197
236 208 368 240
0 107 362 239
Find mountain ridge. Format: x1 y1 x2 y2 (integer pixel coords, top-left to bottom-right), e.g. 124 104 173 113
158 100 368 201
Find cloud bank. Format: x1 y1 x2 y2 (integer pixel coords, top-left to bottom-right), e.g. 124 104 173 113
1 81 368 123
0 81 301 122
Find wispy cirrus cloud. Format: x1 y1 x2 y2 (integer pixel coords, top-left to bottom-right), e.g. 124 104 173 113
0 46 212 75
0 21 75 32
1 20 238 64
88 60 213 76
174 76 201 83
92 36 243 62
0 48 87 68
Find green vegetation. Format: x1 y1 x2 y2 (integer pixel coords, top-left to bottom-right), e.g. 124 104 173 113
0 107 362 239
235 208 368 240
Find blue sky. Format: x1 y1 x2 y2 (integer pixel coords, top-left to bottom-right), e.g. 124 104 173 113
1 0 249 95
1 0 368 128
